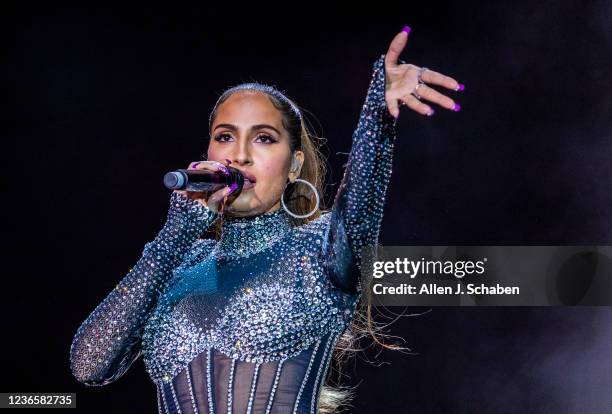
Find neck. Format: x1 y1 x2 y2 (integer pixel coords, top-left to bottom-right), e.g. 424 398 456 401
216 207 292 259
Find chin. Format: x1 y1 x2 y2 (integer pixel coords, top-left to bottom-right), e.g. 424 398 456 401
224 197 261 217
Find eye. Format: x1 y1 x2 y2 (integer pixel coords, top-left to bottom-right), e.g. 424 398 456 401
255 134 278 144
213 133 277 144
214 133 233 143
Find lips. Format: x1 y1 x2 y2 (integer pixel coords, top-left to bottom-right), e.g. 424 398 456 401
237 170 257 184
236 169 256 189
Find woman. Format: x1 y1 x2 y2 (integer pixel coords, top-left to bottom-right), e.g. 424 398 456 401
69 26 463 413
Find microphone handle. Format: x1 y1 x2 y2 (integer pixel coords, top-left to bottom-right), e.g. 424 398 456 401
164 166 244 192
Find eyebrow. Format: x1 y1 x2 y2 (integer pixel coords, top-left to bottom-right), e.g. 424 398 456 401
213 123 281 136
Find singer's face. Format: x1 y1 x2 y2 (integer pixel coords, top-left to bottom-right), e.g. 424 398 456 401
207 91 303 217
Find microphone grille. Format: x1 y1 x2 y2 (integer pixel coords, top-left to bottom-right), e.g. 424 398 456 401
163 172 185 189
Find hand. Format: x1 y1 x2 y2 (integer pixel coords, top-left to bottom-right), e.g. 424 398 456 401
173 159 238 214
384 26 465 118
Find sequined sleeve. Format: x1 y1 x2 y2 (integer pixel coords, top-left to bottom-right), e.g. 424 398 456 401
69 192 219 386
324 54 402 293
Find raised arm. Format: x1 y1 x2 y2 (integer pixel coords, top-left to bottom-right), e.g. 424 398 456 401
69 192 218 386
323 27 464 293
322 53 400 293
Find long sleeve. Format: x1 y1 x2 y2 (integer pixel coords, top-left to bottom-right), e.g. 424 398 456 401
69 192 219 386
323 54 402 293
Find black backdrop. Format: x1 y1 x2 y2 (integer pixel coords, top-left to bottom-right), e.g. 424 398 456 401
2 2 611 413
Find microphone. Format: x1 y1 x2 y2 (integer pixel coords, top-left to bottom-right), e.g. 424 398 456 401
163 166 245 193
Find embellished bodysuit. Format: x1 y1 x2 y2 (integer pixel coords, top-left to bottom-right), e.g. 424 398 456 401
70 54 399 414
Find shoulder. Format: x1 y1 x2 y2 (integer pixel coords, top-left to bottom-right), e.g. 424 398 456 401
291 211 332 245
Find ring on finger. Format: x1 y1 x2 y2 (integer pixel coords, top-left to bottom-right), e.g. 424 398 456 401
417 66 428 83
411 82 425 100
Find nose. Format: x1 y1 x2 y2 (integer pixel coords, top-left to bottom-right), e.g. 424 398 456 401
228 141 253 166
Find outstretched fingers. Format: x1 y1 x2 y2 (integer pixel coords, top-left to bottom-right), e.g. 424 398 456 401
421 68 464 93
412 84 459 112
384 26 411 69
387 94 401 119
400 95 435 116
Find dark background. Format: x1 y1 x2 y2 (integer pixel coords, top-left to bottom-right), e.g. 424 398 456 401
2 2 611 413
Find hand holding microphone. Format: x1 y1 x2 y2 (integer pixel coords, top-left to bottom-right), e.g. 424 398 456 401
168 159 241 214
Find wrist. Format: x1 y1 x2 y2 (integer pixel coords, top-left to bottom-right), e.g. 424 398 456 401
163 192 219 238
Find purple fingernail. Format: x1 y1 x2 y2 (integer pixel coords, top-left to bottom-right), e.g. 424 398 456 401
402 25 411 34
455 83 465 91
427 109 435 116
452 103 461 112
214 161 230 176
225 159 232 164
192 162 200 168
